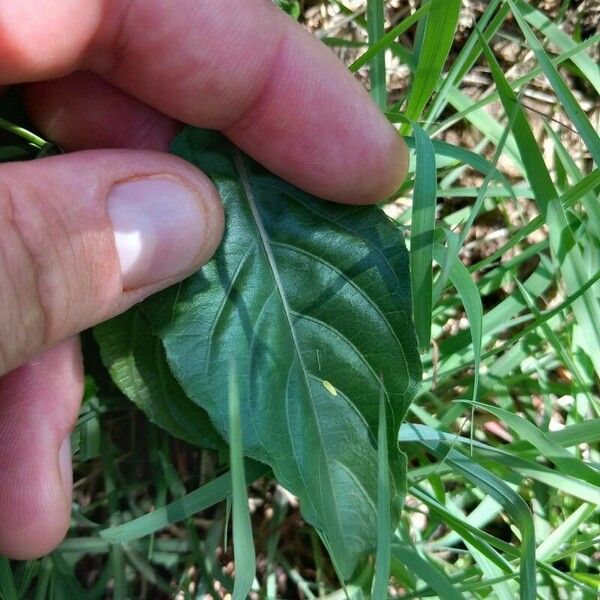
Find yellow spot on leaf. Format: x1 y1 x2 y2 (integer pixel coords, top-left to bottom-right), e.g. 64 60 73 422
322 380 337 396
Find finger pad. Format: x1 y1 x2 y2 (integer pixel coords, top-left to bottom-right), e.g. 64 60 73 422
0 339 82 559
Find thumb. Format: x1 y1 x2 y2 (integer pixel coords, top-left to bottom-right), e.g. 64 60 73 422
0 150 223 376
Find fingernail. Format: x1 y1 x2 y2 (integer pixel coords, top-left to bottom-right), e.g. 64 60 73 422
108 177 206 289
58 436 72 492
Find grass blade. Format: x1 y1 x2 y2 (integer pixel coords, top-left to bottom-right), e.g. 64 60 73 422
468 401 600 487
403 431 537 599
410 123 436 350
403 0 461 125
391 544 466 600
508 0 600 165
426 0 507 125
0 116 46 147
431 33 600 138
0 557 18 600
472 168 600 273
513 277 597 407
442 85 522 165
351 4 429 74
402 136 515 199
409 486 515 571
536 503 597 561
467 543 516 600
404 423 600 505
371 384 391 599
366 0 386 110
513 0 600 95
228 362 256 599
478 27 600 378
433 241 483 404
432 229 460 303
100 461 268 543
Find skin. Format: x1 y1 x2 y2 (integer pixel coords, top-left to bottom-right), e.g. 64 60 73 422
0 0 409 559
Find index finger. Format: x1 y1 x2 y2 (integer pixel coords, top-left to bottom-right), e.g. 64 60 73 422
0 0 407 203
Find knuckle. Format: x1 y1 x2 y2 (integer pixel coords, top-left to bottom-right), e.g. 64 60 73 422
0 179 50 374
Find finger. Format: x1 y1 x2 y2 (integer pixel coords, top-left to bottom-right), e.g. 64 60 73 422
0 78 179 561
0 337 82 559
0 150 223 376
24 72 179 151
0 0 407 204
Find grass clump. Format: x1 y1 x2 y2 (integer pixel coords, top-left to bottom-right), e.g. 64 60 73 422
1 1 599 598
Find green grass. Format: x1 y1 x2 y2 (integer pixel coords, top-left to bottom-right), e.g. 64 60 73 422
372 384 392 600
228 363 256 600
1 1 599 598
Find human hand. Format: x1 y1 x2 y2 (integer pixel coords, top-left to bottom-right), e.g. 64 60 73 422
0 0 408 559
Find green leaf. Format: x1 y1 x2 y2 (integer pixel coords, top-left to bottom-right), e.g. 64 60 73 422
433 241 482 407
410 122 437 350
479 28 600 377
391 544 466 600
366 0 386 110
372 384 391 600
0 557 18 600
94 309 223 449
403 0 461 125
273 0 300 19
135 127 422 579
507 0 600 166
350 3 430 74
426 0 507 125
100 460 269 544
513 0 600 95
467 401 600 487
400 425 537 600
228 363 256 599
536 503 596 561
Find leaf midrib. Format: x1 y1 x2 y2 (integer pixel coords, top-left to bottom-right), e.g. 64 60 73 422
232 148 343 542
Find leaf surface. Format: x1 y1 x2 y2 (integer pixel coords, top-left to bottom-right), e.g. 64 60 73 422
95 309 222 449
100 128 422 577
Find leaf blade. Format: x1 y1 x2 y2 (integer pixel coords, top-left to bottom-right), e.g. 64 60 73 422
403 0 461 125
228 363 256 600
137 127 422 578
